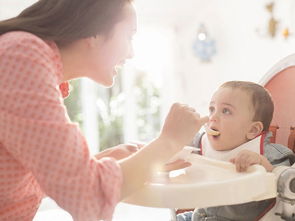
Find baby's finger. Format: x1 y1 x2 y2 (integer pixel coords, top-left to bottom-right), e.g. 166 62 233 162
235 162 242 172
128 141 145 149
235 156 247 172
125 144 140 152
239 162 248 172
242 157 255 172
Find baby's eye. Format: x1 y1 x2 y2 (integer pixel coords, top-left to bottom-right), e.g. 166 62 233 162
222 108 231 115
209 106 215 114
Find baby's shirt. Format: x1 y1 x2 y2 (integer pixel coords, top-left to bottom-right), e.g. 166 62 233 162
193 132 293 165
0 31 122 221
200 133 263 161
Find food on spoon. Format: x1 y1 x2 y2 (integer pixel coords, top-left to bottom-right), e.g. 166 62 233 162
205 127 220 136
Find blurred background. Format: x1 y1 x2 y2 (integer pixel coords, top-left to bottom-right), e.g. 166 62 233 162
1 0 295 153
1 0 295 220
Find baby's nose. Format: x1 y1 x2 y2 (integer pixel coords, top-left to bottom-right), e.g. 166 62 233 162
209 112 218 122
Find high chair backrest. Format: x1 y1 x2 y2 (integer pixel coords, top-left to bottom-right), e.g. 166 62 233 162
288 126 295 152
268 125 279 143
260 54 295 152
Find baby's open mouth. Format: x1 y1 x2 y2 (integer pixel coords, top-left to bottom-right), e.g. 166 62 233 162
205 127 220 137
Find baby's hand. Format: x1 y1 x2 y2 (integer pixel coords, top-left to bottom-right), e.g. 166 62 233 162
230 150 273 172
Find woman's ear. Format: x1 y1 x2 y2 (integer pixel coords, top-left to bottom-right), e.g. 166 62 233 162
83 37 96 48
246 121 263 140
84 35 105 50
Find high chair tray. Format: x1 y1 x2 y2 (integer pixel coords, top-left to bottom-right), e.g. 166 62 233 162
123 154 277 208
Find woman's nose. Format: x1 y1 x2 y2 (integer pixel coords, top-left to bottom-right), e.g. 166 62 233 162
126 44 134 59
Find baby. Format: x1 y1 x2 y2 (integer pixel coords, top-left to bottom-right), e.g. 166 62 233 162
177 81 293 221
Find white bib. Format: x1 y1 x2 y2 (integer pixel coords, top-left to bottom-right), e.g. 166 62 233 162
201 133 264 161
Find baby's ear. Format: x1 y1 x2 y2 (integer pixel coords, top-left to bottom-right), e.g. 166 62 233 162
246 121 263 140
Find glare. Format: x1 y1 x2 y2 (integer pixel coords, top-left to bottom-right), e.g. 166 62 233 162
128 27 174 87
198 33 207 41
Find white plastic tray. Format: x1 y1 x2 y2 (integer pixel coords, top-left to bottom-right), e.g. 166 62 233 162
124 154 277 208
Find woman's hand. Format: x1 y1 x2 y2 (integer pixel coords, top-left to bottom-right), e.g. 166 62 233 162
119 103 208 199
159 103 209 153
230 150 273 172
95 142 144 161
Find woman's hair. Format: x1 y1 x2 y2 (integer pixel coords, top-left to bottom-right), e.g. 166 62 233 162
0 0 132 46
220 81 274 131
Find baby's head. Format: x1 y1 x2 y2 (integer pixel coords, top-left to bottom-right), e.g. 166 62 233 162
207 81 274 151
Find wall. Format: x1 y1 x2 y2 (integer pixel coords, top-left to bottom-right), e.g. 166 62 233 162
0 0 37 18
1 0 295 116
135 0 295 115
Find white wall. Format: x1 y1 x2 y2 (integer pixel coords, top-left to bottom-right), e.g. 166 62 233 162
135 0 295 116
0 0 37 19
1 0 295 115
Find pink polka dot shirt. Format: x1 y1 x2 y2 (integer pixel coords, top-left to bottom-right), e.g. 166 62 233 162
0 31 122 221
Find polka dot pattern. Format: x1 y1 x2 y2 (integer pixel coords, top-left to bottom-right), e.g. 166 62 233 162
0 31 122 221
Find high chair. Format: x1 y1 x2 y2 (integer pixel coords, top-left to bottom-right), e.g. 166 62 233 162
288 127 295 152
123 55 295 221
124 148 295 221
261 54 295 152
258 54 295 220
269 125 279 143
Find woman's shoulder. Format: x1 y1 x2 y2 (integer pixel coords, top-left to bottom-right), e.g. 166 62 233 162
0 31 62 80
0 31 53 55
0 31 64 95
1 31 44 43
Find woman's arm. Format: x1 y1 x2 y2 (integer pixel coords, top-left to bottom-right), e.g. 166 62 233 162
0 34 124 220
0 33 208 219
95 143 140 160
119 103 208 199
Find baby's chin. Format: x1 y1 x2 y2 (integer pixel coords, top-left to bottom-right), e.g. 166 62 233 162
211 143 236 151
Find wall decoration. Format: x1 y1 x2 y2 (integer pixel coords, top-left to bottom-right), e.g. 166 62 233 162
257 1 295 40
265 2 279 38
282 27 290 39
192 24 216 62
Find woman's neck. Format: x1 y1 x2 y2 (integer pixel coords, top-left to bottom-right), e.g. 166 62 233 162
58 40 88 81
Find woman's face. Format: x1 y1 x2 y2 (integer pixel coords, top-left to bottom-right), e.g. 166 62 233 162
86 3 137 86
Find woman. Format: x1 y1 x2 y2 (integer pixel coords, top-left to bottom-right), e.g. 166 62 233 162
0 0 208 220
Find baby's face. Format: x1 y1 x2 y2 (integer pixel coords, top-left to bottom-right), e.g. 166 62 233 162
207 87 255 151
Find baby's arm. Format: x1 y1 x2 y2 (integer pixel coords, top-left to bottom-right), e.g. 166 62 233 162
230 150 273 172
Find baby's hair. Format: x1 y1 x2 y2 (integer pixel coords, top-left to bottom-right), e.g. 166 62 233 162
220 81 274 131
